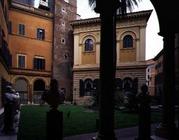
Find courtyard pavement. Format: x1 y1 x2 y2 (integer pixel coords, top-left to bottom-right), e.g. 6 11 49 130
0 123 167 140
63 124 167 140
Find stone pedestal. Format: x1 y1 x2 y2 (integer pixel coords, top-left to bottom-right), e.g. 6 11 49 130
46 109 63 140
136 85 152 140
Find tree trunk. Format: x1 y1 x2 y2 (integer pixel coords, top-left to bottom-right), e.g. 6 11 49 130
97 10 117 140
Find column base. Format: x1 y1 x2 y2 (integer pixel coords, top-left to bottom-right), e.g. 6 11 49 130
46 110 63 140
134 137 154 140
154 122 178 139
155 123 169 139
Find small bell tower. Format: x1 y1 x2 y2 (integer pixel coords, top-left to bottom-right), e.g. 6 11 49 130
38 0 50 11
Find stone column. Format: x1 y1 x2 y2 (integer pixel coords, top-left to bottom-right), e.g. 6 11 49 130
28 84 32 104
0 77 2 108
116 40 120 64
156 33 176 139
175 33 179 135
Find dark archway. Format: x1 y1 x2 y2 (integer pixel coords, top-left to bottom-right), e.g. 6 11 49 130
84 78 94 96
123 77 133 92
115 78 123 91
79 78 99 97
33 79 45 104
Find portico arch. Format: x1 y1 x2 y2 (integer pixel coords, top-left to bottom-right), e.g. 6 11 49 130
14 77 29 104
32 78 47 104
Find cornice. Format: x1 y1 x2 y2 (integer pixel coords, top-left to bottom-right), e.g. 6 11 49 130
10 68 51 77
73 61 147 72
9 33 53 44
71 10 152 27
116 64 147 70
10 1 53 19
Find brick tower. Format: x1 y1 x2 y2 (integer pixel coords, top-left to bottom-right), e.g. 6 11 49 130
53 0 77 101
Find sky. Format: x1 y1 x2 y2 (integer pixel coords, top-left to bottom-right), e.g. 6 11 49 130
35 0 163 60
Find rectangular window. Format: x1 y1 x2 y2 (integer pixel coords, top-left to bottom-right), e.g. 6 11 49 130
19 24 25 35
17 54 26 68
33 57 45 70
37 28 45 40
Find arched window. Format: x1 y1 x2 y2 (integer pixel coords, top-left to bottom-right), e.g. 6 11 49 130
123 77 133 92
123 35 133 48
84 39 94 52
84 79 93 96
115 78 123 90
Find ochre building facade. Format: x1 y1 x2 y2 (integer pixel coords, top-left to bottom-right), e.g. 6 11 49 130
0 0 11 124
0 0 78 105
8 1 53 104
71 10 152 105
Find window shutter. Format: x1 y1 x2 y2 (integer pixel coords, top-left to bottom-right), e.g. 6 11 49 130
95 79 100 94
37 29 40 39
132 78 138 94
19 24 21 34
34 58 37 69
22 25 25 35
42 59 45 70
79 80 84 97
22 56 25 67
93 79 99 104
42 29 45 40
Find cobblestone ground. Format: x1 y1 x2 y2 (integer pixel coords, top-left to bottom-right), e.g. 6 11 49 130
0 110 20 140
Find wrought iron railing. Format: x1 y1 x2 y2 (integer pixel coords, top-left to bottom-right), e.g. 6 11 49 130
33 91 44 104
18 91 28 104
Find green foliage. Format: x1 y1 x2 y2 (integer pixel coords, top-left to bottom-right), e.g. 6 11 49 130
114 90 138 112
123 91 138 112
114 90 125 108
